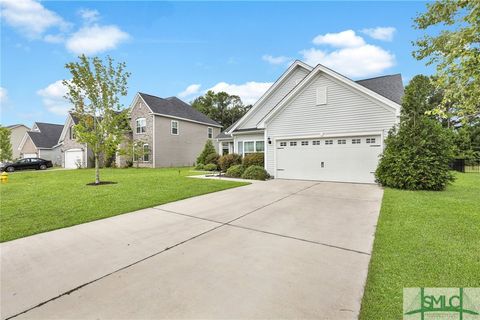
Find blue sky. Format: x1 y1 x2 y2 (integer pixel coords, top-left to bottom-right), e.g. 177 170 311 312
1 1 434 126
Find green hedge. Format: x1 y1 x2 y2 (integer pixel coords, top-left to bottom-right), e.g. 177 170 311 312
241 165 269 180
226 164 245 178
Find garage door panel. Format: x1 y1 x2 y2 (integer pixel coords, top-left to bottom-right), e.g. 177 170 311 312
276 136 381 183
65 150 83 169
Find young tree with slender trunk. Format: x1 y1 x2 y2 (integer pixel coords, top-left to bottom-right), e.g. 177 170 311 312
0 126 13 162
63 55 130 184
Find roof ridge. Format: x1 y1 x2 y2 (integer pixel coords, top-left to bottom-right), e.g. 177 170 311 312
356 74 401 82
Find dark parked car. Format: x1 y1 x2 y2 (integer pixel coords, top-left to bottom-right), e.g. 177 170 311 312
0 158 53 172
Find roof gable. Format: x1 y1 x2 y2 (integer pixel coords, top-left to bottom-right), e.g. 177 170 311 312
227 60 313 133
25 122 64 149
259 64 402 127
137 92 221 127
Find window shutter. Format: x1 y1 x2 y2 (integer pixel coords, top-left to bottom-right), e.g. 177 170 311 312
316 86 327 105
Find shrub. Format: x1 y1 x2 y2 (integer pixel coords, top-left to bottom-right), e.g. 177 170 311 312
195 163 205 170
196 140 217 165
205 153 220 165
204 163 217 171
218 153 242 171
226 164 245 178
376 120 455 190
241 165 269 181
243 153 264 168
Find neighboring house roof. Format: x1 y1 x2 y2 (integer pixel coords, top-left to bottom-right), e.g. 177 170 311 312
356 74 404 105
216 121 237 140
6 124 30 130
138 92 221 127
26 122 64 149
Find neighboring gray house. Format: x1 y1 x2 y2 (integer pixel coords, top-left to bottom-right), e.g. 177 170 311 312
6 124 30 159
217 60 404 184
18 122 63 164
129 92 222 167
57 113 94 169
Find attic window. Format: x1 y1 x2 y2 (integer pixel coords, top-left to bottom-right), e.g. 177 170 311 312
316 86 327 105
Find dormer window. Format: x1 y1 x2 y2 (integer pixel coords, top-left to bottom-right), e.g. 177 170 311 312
136 118 146 134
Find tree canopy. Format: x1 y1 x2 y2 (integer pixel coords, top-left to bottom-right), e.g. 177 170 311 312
191 91 251 129
413 0 480 124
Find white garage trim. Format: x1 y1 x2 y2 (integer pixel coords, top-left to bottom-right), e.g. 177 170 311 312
23 153 38 158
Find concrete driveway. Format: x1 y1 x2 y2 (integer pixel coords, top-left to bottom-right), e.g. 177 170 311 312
1 179 383 319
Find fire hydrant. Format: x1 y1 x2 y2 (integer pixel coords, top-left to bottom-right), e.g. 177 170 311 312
0 172 8 184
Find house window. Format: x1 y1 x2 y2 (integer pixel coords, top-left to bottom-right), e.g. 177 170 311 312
337 139 346 145
255 141 265 153
244 141 255 154
143 144 150 162
313 140 321 145
207 127 213 139
352 138 361 144
69 126 76 140
280 142 287 147
325 140 333 145
136 118 146 134
222 142 229 155
366 138 376 144
301 141 309 146
290 141 297 146
171 120 179 135
237 141 243 154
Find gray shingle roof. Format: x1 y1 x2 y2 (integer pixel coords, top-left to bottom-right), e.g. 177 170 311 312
216 121 237 139
356 74 404 105
28 122 63 148
139 93 221 127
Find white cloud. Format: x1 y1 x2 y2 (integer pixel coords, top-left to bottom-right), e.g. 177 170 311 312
78 9 100 24
178 84 201 98
37 80 72 116
0 87 7 102
66 24 129 55
361 27 396 41
43 34 65 43
312 30 365 48
0 0 69 38
300 44 395 78
262 54 291 65
208 82 272 105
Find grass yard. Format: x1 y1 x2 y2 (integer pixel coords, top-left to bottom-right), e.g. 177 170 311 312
360 173 480 319
0 168 247 242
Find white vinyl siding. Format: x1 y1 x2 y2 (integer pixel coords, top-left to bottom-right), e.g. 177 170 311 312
265 72 397 175
316 86 327 105
238 67 310 129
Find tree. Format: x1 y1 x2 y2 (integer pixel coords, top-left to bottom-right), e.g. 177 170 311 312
196 140 217 165
63 55 130 184
375 75 455 191
0 126 13 162
191 91 251 128
413 0 480 124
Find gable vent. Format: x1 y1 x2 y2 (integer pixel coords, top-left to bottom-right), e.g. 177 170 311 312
316 86 327 105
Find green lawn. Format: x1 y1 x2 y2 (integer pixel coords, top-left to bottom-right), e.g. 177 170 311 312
360 173 480 319
0 168 247 242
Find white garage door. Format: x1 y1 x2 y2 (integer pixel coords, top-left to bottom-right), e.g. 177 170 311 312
23 153 37 158
276 136 382 183
65 149 83 169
